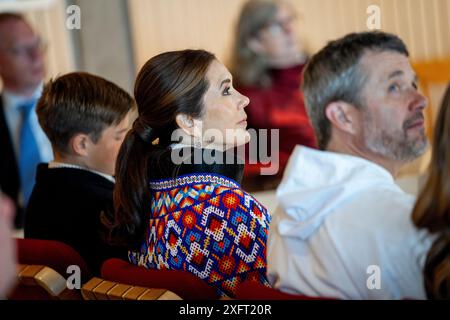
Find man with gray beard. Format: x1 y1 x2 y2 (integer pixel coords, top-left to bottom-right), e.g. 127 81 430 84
267 31 433 299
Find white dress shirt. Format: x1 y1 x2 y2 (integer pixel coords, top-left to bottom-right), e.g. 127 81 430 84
48 161 115 184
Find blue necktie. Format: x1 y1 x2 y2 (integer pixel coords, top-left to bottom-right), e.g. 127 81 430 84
18 100 41 205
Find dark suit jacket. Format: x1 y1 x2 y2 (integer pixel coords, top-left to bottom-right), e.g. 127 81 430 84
0 95 23 228
24 164 128 275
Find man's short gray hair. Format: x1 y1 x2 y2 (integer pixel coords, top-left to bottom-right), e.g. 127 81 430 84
302 31 409 150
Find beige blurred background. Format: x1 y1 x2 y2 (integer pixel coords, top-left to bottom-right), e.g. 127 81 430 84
2 0 450 178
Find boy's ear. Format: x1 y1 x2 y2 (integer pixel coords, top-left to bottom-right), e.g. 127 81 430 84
175 114 195 136
70 133 91 157
325 101 359 135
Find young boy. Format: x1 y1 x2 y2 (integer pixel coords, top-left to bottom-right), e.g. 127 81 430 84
24 72 135 275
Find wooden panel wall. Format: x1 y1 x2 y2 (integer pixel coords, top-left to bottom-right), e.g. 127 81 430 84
128 0 450 69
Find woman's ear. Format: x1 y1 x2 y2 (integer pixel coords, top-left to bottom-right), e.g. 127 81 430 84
70 133 90 157
175 114 195 136
325 101 359 135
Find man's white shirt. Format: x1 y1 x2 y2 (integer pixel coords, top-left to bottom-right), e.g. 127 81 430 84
267 146 434 299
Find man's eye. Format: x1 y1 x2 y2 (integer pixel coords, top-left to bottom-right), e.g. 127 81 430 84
388 83 400 92
223 87 231 96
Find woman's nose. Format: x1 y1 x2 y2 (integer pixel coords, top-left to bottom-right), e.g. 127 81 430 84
240 93 250 109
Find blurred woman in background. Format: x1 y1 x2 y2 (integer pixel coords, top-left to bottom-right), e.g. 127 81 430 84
230 0 316 189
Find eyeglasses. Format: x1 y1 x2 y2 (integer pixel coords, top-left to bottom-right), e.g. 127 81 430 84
261 15 298 36
2 38 46 58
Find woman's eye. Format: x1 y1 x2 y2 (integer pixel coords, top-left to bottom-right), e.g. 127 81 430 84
222 87 231 96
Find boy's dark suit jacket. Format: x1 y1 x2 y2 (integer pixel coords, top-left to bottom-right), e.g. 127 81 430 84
24 164 128 275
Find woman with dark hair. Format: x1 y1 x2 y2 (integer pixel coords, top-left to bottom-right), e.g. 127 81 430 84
108 49 270 298
230 0 316 188
412 84 450 299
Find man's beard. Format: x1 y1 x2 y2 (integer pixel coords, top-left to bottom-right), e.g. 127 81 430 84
363 111 429 162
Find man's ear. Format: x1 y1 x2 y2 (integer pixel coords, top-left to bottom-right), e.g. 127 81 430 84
247 37 266 55
175 114 195 136
325 101 358 135
70 133 90 157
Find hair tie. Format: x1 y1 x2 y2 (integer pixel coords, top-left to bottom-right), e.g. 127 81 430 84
132 117 155 144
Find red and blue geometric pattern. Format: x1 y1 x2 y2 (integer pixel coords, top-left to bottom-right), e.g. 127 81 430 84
129 173 271 297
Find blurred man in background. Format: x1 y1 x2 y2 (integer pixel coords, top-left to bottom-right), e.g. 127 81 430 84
0 13 52 228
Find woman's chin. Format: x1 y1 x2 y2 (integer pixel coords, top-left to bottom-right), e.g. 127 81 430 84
220 130 251 150
235 132 251 149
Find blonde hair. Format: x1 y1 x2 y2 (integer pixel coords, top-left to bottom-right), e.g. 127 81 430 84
229 0 280 88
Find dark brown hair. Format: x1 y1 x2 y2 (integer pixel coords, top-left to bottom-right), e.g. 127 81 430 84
36 72 135 155
412 84 450 299
302 31 409 149
110 49 216 248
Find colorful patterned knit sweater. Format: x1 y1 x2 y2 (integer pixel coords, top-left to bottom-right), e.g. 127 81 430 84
128 173 271 297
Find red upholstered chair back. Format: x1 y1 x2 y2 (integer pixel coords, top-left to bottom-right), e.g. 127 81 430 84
101 258 219 300
236 281 335 300
16 238 92 283
8 239 92 300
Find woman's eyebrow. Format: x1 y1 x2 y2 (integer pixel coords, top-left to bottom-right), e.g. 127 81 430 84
219 78 231 87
